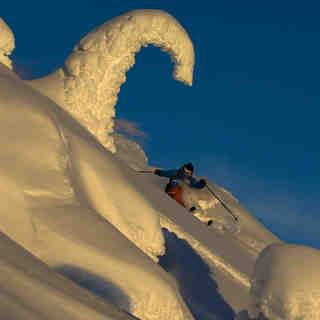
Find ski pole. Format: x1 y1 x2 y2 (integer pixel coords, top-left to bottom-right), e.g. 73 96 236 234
206 186 239 223
134 170 154 174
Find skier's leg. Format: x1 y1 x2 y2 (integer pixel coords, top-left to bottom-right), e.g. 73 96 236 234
173 186 186 207
165 186 186 208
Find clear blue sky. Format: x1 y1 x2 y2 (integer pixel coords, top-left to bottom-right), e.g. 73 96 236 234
2 1 320 249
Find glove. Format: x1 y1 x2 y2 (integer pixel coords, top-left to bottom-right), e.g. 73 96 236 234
154 169 162 176
199 179 207 186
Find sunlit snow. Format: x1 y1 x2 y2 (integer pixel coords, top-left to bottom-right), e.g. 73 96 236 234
248 244 320 320
27 9 195 153
0 17 14 69
1 9 320 320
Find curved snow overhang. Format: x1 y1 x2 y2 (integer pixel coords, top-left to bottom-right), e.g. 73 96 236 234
26 9 195 152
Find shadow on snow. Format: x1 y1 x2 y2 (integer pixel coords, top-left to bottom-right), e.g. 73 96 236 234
55 265 134 317
54 228 236 320
159 228 235 320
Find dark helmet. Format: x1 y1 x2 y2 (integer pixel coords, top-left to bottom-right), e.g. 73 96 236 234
183 162 194 173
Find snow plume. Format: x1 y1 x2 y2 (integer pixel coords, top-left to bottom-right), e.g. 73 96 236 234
113 133 149 170
0 17 14 70
113 118 150 170
249 243 320 320
27 9 195 152
115 118 148 139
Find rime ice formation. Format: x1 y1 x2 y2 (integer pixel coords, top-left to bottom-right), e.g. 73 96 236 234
249 244 320 320
0 17 14 70
27 9 195 152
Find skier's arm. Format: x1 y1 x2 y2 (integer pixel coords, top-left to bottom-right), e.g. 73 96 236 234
154 169 178 178
189 177 207 189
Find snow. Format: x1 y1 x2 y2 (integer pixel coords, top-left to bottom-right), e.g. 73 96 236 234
249 243 320 320
27 9 195 153
113 133 149 171
0 62 195 320
0 17 14 69
1 8 320 320
0 232 138 320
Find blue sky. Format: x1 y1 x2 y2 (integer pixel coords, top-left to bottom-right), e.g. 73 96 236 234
2 1 320 249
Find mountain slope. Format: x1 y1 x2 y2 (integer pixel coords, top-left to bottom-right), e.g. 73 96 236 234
116 140 282 317
0 62 195 320
2 9 318 320
0 58 280 320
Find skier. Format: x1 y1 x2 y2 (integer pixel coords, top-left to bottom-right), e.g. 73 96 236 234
154 162 207 211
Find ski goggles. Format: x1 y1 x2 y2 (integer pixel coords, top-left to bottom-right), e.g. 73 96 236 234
183 168 193 176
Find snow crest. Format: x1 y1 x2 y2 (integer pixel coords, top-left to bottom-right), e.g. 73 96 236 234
27 9 195 152
0 17 14 70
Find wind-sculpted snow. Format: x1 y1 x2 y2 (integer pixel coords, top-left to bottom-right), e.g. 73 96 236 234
0 63 194 320
0 17 14 69
4 9 319 320
27 9 195 152
249 244 320 320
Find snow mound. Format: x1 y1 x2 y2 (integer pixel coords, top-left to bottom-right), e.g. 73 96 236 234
249 243 320 320
0 17 14 69
27 9 195 152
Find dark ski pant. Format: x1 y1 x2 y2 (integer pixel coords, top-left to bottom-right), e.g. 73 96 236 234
165 184 186 208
